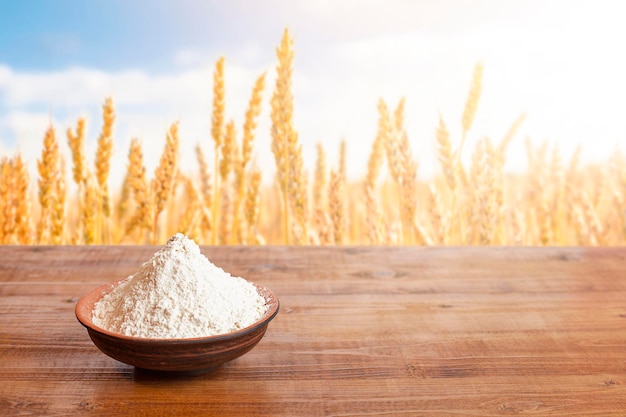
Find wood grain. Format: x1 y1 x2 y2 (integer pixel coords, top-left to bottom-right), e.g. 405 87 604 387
1 246 625 416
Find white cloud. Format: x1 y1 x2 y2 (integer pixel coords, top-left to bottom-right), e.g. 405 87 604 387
305 4 626 177
0 61 277 189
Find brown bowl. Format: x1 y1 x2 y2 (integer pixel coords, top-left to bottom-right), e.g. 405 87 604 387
75 279 279 372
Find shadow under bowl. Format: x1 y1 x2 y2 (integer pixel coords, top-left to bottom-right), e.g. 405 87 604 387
75 279 279 372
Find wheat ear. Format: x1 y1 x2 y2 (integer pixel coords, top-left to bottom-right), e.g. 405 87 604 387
271 28 307 243
241 73 266 166
210 56 226 244
195 144 213 237
436 115 455 191
329 169 344 244
229 73 266 243
469 138 496 244
78 178 97 244
459 62 483 161
37 124 62 244
0 158 11 243
244 168 263 244
177 176 202 242
313 142 328 212
125 138 151 241
151 122 180 243
67 117 87 187
95 97 114 210
338 139 347 181
13 153 32 244
364 101 388 244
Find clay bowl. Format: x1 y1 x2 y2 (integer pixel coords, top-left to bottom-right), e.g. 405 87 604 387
75 280 279 372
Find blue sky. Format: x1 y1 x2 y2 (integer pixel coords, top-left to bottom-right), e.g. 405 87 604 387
0 1 268 71
1 0 626 184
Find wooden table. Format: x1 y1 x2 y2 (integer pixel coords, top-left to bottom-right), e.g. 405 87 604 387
1 246 625 416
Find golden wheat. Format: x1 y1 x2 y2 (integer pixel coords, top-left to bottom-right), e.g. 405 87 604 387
36 125 62 244
95 97 115 218
211 56 226 244
178 175 202 241
271 28 308 244
244 168 262 244
125 138 151 240
151 122 180 243
81 179 98 244
328 169 344 245
364 103 388 244
460 62 483 156
230 73 266 244
0 154 32 244
13 154 31 244
67 117 87 187
0 158 11 243
194 144 213 238
2 31 625 247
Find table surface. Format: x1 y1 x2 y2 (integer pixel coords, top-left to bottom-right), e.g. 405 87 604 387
1 245 625 416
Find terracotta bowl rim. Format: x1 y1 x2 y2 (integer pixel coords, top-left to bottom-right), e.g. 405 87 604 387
75 278 280 344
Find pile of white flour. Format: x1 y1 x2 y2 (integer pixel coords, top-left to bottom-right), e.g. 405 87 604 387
92 233 268 338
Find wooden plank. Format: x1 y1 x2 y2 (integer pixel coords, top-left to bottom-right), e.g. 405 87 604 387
1 246 626 416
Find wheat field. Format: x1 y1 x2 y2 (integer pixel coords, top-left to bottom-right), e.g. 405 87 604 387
0 29 624 246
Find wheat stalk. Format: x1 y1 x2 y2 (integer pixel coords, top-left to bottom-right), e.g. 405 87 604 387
195 144 212 207
338 140 347 182
219 183 232 244
9 154 32 244
547 146 564 244
115 171 132 230
470 138 497 245
50 156 66 244
67 117 87 187
244 168 263 244
578 191 603 245
271 28 307 244
435 114 462 244
459 62 483 159
271 28 294 244
177 176 202 242
241 73 266 166
313 142 327 212
219 120 236 183
218 121 236 243
363 102 388 244
211 56 226 244
608 151 626 240
384 98 425 244
37 125 62 244
95 97 114 216
79 179 98 244
380 99 402 184
66 117 89 242
398 129 427 244
312 143 331 244
426 184 445 245
329 169 344 244
125 138 151 241
195 144 213 238
229 73 266 244
151 122 180 243
436 115 456 192
525 139 550 245
0 158 11 243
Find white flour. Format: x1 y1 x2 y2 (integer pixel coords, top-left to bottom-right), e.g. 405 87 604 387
92 233 268 338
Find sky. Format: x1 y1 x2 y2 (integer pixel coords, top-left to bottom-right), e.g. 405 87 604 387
1 0 626 185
